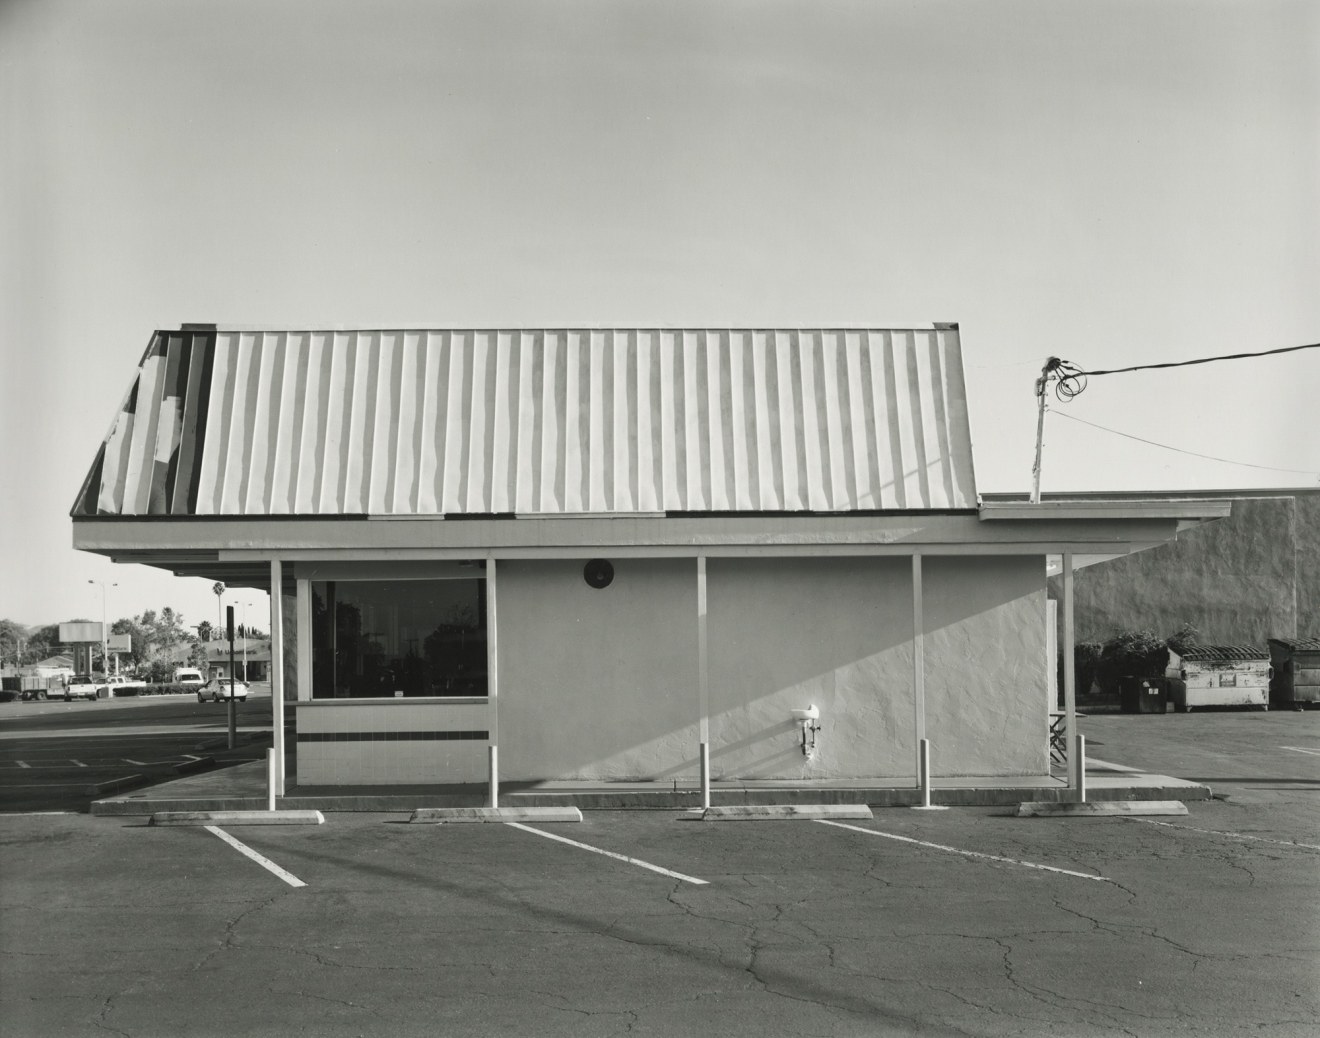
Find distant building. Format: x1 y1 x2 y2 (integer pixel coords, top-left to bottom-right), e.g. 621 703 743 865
1005 489 1318 648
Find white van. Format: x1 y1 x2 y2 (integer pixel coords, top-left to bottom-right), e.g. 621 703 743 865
173 667 205 687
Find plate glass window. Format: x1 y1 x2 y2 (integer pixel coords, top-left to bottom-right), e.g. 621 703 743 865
310 579 487 698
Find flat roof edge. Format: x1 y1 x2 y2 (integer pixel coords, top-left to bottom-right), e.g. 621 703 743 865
978 500 1233 521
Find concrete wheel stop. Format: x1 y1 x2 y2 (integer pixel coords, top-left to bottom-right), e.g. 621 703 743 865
409 806 584 823
1016 800 1188 818
150 810 326 826
683 804 875 821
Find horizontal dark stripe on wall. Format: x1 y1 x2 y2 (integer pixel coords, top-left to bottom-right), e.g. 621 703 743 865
298 730 489 743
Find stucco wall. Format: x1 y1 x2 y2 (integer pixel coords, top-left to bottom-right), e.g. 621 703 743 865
498 554 1048 782
706 557 915 780
1055 493 1319 646
923 557 1048 776
498 559 700 782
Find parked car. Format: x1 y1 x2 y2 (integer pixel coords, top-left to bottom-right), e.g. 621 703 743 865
198 678 249 703
62 674 102 702
99 675 147 697
173 667 205 687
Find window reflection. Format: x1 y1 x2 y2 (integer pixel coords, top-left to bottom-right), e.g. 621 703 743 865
311 580 487 698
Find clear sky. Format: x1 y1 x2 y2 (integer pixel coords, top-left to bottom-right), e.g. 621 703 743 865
2 0 1317 629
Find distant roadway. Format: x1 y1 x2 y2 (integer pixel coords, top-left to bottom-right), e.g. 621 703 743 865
0 691 273 813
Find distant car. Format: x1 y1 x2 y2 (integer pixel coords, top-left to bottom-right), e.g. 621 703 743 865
100 675 147 697
62 674 102 702
198 678 249 703
173 667 205 687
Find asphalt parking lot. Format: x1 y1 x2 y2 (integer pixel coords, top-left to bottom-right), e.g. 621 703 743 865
2 710 1317 1038
0 694 273 812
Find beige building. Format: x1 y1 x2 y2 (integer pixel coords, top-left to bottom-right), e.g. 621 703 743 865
71 325 1227 791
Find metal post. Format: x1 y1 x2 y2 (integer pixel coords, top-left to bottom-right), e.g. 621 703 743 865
700 742 710 810
911 737 948 810
270 561 286 795
266 748 277 812
1063 552 1078 793
240 602 249 682
912 554 925 789
486 557 499 809
226 605 236 751
697 556 710 807
1075 734 1087 803
919 738 931 807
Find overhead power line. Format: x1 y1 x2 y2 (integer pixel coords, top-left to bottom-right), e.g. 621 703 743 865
1055 341 1320 400
1028 341 1320 499
1051 411 1320 477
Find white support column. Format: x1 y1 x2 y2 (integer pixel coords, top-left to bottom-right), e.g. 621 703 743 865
1074 734 1087 803
296 576 311 702
486 557 500 809
697 556 710 807
270 559 286 796
1062 551 1079 796
912 553 925 788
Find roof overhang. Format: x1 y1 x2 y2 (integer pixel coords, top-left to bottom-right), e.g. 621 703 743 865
978 494 1233 573
72 506 1216 589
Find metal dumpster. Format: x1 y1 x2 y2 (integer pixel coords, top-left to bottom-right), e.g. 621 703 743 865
1120 676 1168 714
1268 638 1320 709
1170 646 1270 712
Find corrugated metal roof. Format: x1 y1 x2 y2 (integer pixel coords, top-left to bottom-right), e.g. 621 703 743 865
1178 645 1270 662
73 326 977 517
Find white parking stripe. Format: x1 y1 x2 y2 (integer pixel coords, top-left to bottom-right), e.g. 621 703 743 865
204 826 307 888
1134 818 1320 852
505 822 709 885
1280 745 1320 756
815 820 1109 881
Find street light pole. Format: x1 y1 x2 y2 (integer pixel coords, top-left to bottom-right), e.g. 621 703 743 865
240 602 251 682
87 580 118 677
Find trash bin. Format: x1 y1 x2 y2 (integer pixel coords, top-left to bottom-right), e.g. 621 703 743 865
1120 676 1168 714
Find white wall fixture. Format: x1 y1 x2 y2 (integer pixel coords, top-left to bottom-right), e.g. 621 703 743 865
791 705 821 758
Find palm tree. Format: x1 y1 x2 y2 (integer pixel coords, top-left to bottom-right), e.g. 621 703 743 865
212 582 226 637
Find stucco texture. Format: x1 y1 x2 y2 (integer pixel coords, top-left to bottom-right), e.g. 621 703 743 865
497 555 1048 782
923 557 1048 776
1057 493 1319 646
497 559 700 782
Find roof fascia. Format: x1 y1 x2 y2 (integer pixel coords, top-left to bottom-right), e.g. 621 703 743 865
978 500 1232 522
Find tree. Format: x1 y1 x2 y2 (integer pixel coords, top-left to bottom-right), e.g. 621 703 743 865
212 582 226 631
196 620 213 643
0 619 28 666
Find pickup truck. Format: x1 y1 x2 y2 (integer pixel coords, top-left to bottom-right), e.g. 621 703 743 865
100 675 147 698
61 675 103 702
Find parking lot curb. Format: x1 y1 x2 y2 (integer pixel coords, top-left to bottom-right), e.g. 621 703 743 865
1015 800 1188 818
88 774 147 797
409 806 584 823
683 804 876 821
149 810 326 826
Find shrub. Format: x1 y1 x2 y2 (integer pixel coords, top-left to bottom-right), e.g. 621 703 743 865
141 682 195 696
1096 630 1170 694
1166 622 1200 658
1056 642 1103 705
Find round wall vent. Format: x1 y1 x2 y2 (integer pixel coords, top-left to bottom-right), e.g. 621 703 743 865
583 559 614 589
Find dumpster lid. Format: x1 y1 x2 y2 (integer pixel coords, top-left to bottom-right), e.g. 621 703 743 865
1267 637 1320 652
1179 645 1270 662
